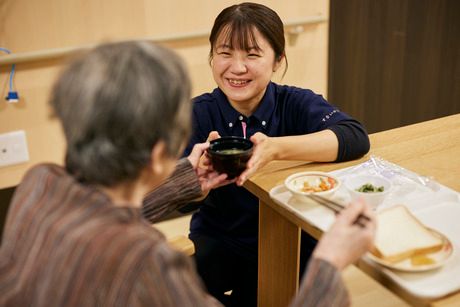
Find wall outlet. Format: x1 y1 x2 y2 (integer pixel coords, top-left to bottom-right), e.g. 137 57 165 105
0 130 30 168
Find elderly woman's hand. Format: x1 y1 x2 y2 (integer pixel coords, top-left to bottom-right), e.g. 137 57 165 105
312 200 376 270
236 132 276 186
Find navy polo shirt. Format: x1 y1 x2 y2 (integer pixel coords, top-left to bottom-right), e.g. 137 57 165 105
184 82 353 260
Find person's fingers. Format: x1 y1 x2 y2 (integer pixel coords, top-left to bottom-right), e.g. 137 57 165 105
245 154 256 170
202 173 233 191
361 204 377 238
187 142 208 168
236 173 247 186
201 157 212 166
337 199 367 226
218 177 237 186
190 142 210 159
200 153 213 169
195 167 206 176
235 148 259 185
202 172 223 185
354 201 376 230
236 167 250 185
347 201 376 251
362 201 376 221
238 152 262 185
196 166 213 176
206 171 220 180
236 164 257 186
196 141 210 151
207 131 220 142
250 132 266 145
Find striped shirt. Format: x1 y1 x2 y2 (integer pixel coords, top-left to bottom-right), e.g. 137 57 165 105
0 160 349 306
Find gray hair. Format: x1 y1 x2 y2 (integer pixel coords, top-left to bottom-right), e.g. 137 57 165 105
50 41 191 186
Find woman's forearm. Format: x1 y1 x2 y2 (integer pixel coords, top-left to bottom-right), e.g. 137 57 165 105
272 129 339 162
273 119 370 163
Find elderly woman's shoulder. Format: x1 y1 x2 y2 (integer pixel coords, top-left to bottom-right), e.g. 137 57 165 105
21 163 65 181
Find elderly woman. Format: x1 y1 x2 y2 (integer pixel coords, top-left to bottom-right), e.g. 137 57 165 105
0 41 375 307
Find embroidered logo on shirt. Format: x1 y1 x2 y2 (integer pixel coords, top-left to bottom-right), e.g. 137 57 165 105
321 109 339 122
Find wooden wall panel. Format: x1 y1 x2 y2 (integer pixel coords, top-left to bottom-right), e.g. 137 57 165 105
329 0 460 134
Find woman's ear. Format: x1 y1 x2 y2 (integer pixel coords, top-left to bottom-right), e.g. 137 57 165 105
150 141 168 176
273 54 284 72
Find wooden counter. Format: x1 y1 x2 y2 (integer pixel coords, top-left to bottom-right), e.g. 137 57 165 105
244 114 460 306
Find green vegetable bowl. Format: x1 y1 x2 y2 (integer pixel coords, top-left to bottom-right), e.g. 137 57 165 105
344 175 392 210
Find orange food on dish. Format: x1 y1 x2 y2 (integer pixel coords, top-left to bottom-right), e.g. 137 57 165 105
300 177 336 193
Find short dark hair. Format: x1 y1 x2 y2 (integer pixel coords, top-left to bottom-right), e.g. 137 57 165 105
209 2 288 74
50 41 191 186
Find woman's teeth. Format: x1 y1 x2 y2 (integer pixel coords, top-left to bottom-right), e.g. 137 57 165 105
228 79 248 85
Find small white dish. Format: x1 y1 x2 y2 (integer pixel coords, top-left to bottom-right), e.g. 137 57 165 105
344 175 392 209
284 171 341 202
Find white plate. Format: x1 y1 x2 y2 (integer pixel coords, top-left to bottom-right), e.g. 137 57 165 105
366 228 454 272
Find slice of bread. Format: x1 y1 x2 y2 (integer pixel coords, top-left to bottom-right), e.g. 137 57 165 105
371 205 444 263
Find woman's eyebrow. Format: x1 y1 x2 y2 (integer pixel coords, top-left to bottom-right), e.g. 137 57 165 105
247 46 262 52
216 44 232 49
215 45 263 52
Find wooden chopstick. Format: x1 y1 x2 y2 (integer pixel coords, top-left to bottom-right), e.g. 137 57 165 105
306 194 370 228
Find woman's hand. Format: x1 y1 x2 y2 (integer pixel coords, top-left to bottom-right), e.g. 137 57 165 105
236 132 276 186
187 132 235 195
199 131 221 173
312 200 376 270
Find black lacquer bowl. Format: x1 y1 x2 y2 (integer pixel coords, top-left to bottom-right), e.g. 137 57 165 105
207 136 254 179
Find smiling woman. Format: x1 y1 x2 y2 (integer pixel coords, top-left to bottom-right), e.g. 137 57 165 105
211 27 282 117
208 3 286 117
175 2 371 306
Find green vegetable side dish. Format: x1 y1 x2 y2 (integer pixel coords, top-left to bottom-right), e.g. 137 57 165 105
356 183 384 193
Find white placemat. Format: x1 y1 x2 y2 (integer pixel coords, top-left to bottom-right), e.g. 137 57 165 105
269 157 460 299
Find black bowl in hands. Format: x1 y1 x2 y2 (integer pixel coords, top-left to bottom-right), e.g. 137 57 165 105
207 136 254 179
